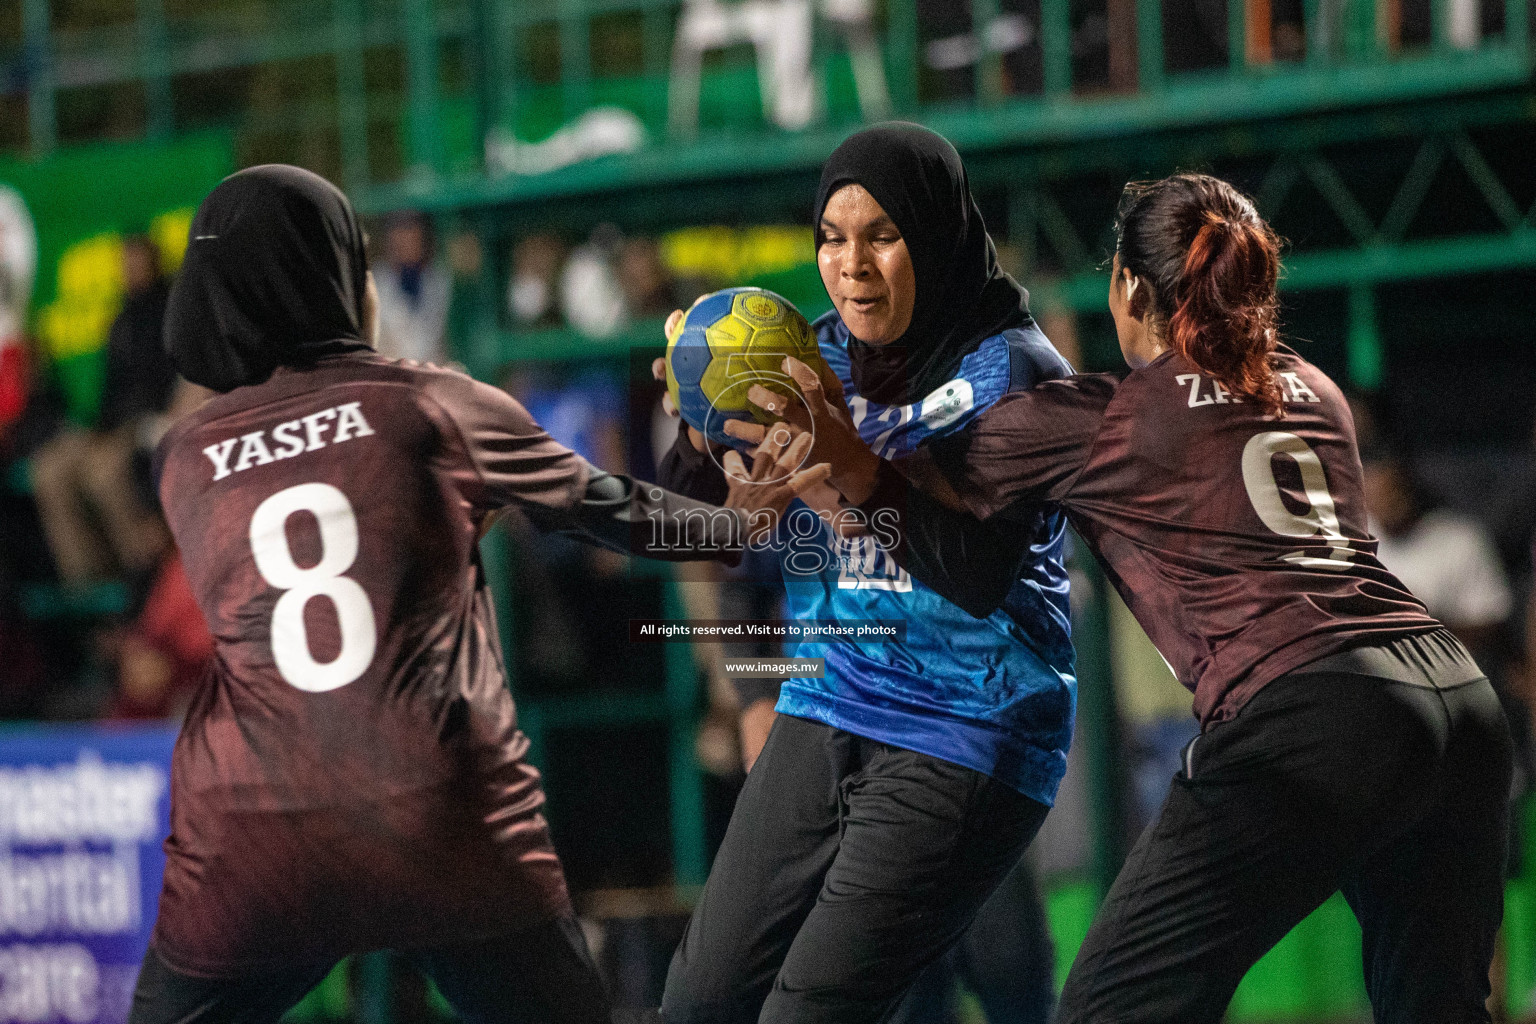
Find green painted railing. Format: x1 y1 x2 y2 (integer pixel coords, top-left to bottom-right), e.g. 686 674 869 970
5 0 1528 195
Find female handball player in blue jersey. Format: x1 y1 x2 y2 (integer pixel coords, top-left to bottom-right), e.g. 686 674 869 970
752 172 1511 1024
654 123 1074 1024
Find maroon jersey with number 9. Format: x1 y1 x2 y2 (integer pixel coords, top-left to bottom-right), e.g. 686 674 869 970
927 346 1441 727
152 353 592 976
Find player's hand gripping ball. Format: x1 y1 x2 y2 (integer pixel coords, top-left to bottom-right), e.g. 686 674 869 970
665 287 826 449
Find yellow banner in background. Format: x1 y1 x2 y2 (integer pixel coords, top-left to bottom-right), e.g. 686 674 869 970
0 133 231 425
37 208 194 363
660 226 814 285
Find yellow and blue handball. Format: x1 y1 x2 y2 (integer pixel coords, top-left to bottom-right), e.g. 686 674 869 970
665 287 825 449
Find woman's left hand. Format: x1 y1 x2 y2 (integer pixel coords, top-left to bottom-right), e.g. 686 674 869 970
724 357 882 505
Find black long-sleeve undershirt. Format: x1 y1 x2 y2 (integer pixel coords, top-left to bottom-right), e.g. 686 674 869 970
523 466 744 564
855 459 1029 619
657 421 731 505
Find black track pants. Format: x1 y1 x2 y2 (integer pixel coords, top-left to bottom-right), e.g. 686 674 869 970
129 916 611 1024
662 714 1049 1024
891 853 1056 1024
1057 671 1511 1024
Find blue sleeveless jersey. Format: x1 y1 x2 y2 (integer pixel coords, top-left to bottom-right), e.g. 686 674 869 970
774 312 1077 805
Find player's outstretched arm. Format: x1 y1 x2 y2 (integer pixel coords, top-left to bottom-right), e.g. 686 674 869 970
735 356 1110 518
424 362 829 561
525 430 827 561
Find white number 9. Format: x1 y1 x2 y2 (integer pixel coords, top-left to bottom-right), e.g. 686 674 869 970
1241 431 1354 570
249 482 377 691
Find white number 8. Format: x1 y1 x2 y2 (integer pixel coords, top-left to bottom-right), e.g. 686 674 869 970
249 483 377 692
1241 431 1354 570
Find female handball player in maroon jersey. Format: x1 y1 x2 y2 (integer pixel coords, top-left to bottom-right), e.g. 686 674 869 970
740 173 1512 1024
130 165 825 1024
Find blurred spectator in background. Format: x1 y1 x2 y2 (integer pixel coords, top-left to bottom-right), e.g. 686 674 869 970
374 211 451 363
30 234 174 586
1526 545 1536 713
106 552 212 720
617 237 687 319
918 0 1046 98
1346 391 1382 452
561 225 630 339
510 364 628 480
0 186 36 440
508 234 569 328
1364 449 1512 656
443 227 495 370
500 363 634 687
1271 0 1308 61
509 230 700 338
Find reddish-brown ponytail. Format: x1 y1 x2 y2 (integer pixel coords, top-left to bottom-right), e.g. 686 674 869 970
1115 175 1285 416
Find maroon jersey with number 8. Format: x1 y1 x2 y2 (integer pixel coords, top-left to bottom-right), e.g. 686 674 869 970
926 346 1441 727
152 353 592 976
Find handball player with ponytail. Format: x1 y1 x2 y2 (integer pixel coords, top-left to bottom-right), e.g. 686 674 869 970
746 172 1511 1024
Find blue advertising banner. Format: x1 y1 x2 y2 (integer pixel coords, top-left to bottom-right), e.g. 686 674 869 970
0 724 177 1024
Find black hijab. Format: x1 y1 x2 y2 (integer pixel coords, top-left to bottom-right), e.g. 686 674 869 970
165 164 373 392
814 122 1030 405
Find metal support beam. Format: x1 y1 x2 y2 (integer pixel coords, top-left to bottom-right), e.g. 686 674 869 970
1303 155 1375 243
1137 0 1165 91
1376 138 1444 241
334 0 371 190
1344 0 1379 57
1047 229 1536 311
1508 0 1529 49
886 0 920 111
1075 554 1127 900
498 2 522 146
403 0 443 180
1042 0 1073 96
136 0 173 139
663 581 707 888
23 0 55 156
466 218 504 380
557 0 593 122
642 4 672 129
1229 0 1248 69
1430 0 1451 51
1303 0 1328 62
1285 229 1536 286
469 0 502 173
1451 131 1523 229
1347 283 1383 390
972 0 1005 104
